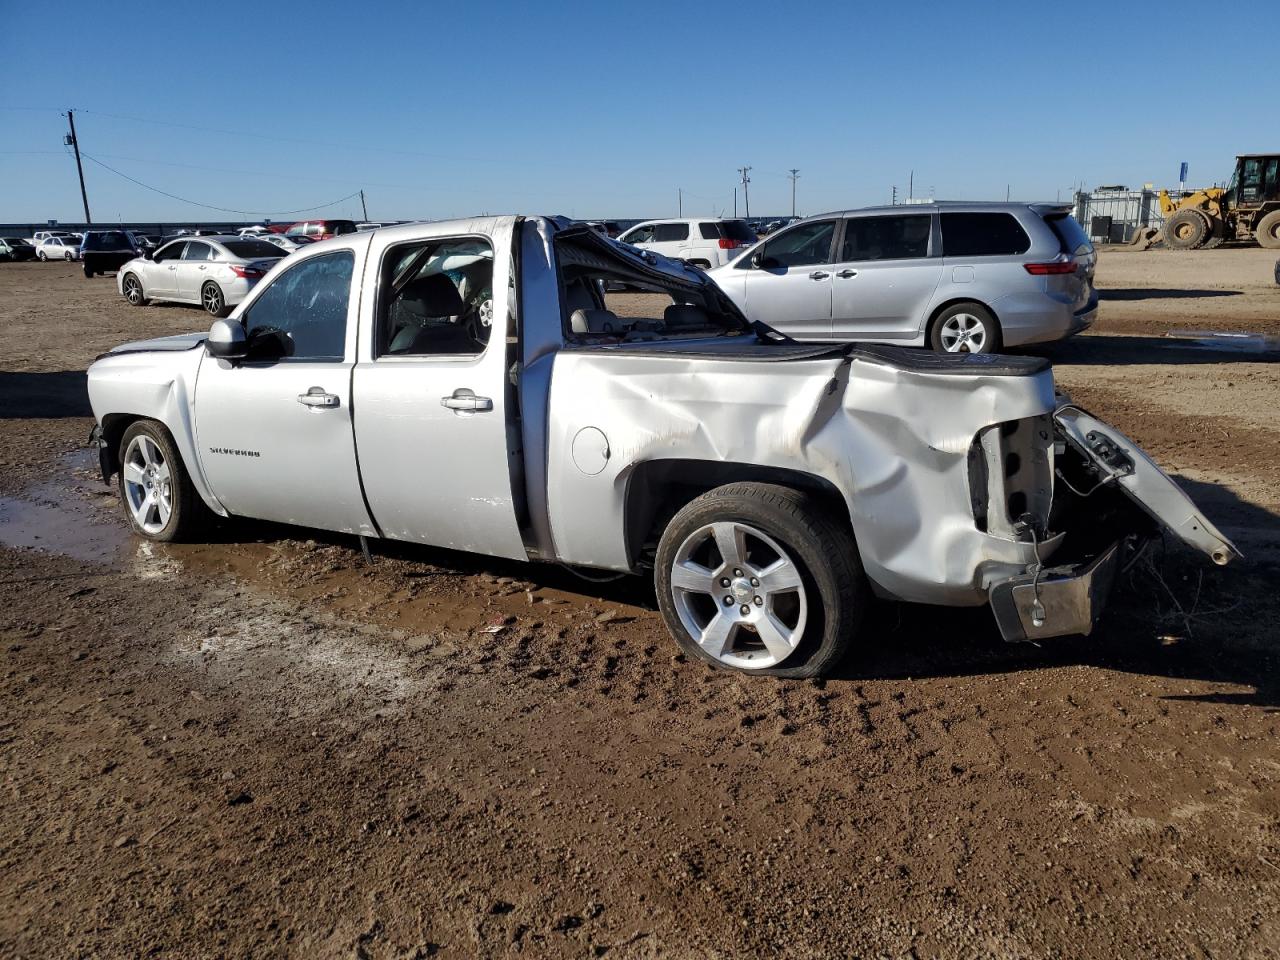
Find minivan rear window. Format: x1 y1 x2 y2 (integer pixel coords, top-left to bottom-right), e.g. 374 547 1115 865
720 220 758 243
941 213 1031 257
1045 214 1094 256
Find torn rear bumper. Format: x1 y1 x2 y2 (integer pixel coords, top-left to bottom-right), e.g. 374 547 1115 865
988 540 1125 643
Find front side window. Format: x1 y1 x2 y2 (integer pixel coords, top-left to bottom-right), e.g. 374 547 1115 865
155 242 186 262
653 223 689 242
243 251 354 361
941 213 1031 257
182 241 212 261
840 214 930 262
377 237 494 357
755 220 836 268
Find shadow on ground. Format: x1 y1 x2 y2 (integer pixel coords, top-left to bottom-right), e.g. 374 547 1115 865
1035 334 1280 366
0 371 90 418
1098 288 1242 301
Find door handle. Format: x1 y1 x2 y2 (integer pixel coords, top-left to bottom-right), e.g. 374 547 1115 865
441 394 493 412
836 269 858 279
297 388 339 408
809 271 830 280
198 265 206 270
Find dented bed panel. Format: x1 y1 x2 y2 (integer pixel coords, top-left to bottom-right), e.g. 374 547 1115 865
545 345 1060 605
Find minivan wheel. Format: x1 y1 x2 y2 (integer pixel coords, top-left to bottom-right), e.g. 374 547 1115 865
201 281 230 318
655 483 867 679
930 303 1001 354
117 420 208 542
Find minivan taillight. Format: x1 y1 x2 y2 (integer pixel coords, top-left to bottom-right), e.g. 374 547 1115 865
718 237 741 249
1024 258 1077 275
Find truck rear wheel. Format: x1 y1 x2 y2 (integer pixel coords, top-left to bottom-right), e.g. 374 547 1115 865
654 483 867 678
117 420 208 542
1163 208 1209 249
1255 210 1280 250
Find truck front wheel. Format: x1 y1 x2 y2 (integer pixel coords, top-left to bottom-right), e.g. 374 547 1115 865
654 483 867 678
117 420 208 542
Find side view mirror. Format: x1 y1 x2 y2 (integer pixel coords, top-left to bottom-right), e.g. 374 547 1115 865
143 249 154 260
205 319 247 359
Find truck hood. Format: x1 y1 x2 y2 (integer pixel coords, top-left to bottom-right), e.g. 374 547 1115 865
104 332 208 357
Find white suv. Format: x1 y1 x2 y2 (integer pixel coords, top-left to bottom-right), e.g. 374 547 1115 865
617 218 758 269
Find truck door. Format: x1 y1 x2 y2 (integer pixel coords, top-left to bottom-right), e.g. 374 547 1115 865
193 241 375 535
351 219 527 560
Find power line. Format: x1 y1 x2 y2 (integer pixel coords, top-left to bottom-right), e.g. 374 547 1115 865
78 152 362 217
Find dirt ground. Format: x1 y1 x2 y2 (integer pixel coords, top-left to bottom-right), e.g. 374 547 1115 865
1 247 1278 959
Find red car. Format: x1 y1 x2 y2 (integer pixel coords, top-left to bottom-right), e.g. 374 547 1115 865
284 219 358 241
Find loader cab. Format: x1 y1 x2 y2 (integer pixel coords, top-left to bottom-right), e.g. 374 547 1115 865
1229 154 1280 208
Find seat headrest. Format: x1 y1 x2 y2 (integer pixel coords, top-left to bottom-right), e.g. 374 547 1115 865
664 304 710 328
570 308 623 334
398 273 465 317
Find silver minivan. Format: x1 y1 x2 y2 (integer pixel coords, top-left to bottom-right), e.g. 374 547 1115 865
708 202 1097 353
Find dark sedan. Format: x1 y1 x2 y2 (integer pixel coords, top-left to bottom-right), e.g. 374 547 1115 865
0 238 37 262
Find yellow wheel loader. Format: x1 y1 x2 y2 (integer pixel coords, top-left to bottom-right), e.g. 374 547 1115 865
1157 155 1280 250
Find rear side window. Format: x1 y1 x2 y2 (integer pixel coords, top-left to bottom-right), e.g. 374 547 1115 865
377 237 494 357
653 223 689 242
698 222 719 240
1045 214 1093 256
182 242 212 261
941 213 1031 257
840 214 930 261
243 251 354 360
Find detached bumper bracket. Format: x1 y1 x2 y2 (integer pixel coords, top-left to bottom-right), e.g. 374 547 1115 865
989 541 1123 643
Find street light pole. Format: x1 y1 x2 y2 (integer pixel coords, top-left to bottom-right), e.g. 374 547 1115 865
787 168 799 218
737 166 752 220
65 110 91 225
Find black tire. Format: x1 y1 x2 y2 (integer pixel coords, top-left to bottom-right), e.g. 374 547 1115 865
84 266 94 279
37 251 46 262
1255 210 1280 250
929 302 1002 354
654 482 867 679
121 272 149 306
64 251 74 262
1163 208 1209 249
201 281 231 318
116 420 209 543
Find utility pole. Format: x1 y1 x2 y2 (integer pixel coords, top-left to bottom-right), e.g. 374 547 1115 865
908 169 913 202
1006 184 1011 201
737 166 752 220
733 187 738 218
360 189 368 220
678 188 682 216
787 168 799 218
65 110 91 225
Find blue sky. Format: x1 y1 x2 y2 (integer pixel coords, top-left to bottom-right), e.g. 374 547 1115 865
2 0 1274 224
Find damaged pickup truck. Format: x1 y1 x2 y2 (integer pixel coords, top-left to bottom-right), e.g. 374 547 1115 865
86 216 1239 677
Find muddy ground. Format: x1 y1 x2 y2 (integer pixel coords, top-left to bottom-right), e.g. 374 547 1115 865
1 248 1278 959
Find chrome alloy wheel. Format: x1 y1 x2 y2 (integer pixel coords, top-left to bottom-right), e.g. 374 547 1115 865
202 283 223 316
123 275 143 305
669 520 808 670
122 434 172 535
938 312 988 353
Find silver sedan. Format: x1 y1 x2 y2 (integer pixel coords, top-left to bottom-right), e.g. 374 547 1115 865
116 235 286 317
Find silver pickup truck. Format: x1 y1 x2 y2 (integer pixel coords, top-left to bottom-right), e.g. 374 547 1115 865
87 216 1238 678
